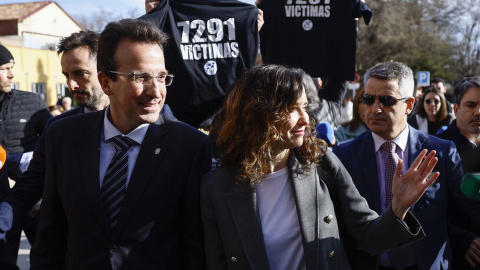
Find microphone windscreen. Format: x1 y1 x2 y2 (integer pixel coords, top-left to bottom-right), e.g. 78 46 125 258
461 173 480 201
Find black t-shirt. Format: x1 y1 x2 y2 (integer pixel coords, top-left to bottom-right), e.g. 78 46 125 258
139 0 259 128
258 0 366 80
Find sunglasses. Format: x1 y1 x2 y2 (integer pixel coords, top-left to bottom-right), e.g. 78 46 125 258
361 95 408 107
425 99 440 105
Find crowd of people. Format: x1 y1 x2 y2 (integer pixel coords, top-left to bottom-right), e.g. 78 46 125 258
0 1 479 270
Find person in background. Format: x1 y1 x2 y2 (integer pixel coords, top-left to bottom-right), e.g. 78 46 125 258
408 85 454 135
316 121 336 149
0 31 110 264
202 64 439 270
437 76 480 270
61 96 72 111
0 145 17 270
47 105 64 117
335 84 369 142
339 95 354 124
302 72 349 127
0 44 51 264
431 77 454 105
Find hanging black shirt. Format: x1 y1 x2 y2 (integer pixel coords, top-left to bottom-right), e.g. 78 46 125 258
139 0 259 127
258 0 370 80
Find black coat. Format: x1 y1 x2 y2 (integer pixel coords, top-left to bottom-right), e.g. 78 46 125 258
30 111 211 269
0 89 51 154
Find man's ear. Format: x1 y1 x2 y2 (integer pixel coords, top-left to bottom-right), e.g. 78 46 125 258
405 97 415 115
145 0 161 13
453 103 459 119
98 72 113 96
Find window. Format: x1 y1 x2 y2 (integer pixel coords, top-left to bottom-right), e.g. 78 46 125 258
32 83 46 100
56 83 68 99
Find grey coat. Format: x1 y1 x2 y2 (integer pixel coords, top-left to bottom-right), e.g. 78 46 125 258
200 151 425 270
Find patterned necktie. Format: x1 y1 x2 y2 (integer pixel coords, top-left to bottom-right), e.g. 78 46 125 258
101 135 134 231
383 141 398 206
382 141 412 270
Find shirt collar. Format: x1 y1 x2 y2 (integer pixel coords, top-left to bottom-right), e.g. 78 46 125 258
103 106 149 145
372 125 410 153
83 107 95 113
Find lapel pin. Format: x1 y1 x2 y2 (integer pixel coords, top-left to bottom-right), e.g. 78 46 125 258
155 148 161 155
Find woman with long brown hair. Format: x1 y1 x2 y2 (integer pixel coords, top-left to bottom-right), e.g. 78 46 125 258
334 84 369 142
201 65 438 270
408 85 454 134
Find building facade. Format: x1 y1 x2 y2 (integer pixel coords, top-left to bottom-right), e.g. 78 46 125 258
0 1 83 106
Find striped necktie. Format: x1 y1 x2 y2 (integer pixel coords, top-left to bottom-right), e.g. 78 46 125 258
101 135 134 231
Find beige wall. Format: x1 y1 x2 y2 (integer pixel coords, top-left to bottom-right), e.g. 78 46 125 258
20 3 82 50
7 45 65 107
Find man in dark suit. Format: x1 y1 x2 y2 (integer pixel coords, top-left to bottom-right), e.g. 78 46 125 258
0 30 176 257
0 30 109 258
30 19 211 269
334 61 480 270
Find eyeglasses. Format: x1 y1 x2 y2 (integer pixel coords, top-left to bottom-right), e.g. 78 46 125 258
425 99 440 105
361 94 408 107
108 71 174 86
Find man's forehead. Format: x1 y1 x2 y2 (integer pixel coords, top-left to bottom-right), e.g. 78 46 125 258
0 62 14 68
365 78 400 93
461 87 480 102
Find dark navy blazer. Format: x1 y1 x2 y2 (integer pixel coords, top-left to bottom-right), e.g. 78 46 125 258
334 126 480 270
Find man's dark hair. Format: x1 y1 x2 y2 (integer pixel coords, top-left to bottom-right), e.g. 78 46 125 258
431 77 446 85
97 19 169 81
453 76 480 105
57 30 99 60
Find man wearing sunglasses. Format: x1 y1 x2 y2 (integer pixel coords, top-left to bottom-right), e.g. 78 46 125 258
437 76 480 270
334 61 480 270
29 19 211 269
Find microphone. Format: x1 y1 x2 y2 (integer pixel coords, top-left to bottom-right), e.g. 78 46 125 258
461 173 480 201
0 145 5 170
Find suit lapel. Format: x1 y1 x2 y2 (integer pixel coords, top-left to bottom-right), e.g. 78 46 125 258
356 132 383 213
112 116 169 241
288 154 318 269
77 111 110 237
225 167 271 270
407 127 426 169
407 127 427 213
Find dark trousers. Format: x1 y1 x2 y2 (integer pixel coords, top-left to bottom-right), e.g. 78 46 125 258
5 214 37 263
4 153 37 263
0 239 19 270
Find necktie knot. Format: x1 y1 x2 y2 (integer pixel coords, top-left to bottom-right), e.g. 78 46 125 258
382 141 396 154
111 136 134 151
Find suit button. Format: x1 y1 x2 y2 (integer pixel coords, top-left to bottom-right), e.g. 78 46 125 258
231 257 238 263
325 215 334 224
328 251 335 258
